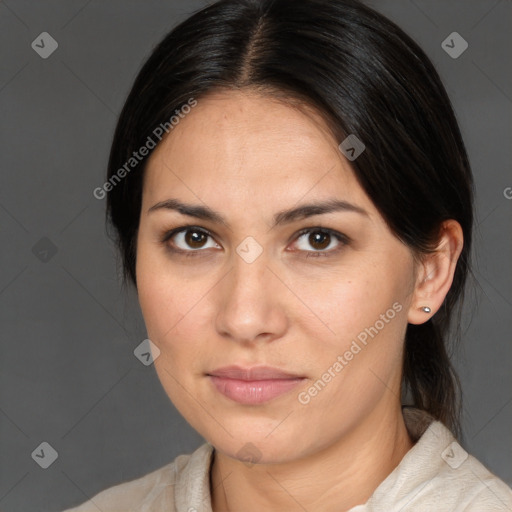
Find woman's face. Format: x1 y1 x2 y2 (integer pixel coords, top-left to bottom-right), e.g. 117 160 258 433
136 90 418 463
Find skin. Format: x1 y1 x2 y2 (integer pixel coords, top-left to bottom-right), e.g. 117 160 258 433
136 89 463 512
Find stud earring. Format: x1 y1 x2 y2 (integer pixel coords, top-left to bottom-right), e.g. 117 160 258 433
421 306 431 313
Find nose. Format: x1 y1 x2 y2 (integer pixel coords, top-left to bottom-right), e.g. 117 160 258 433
214 246 288 344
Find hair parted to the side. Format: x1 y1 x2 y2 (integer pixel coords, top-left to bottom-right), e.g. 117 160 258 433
105 0 474 438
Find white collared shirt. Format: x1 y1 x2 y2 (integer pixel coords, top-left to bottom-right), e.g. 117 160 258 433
63 408 512 511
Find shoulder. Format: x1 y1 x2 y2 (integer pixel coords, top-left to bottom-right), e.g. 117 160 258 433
62 442 213 512
366 408 512 511
434 447 512 511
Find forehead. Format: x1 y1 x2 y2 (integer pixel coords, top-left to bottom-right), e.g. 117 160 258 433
142 90 372 219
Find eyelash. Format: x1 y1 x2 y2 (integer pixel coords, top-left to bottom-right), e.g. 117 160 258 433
160 225 350 259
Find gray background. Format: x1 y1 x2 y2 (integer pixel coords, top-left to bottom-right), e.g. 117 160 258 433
0 1 510 510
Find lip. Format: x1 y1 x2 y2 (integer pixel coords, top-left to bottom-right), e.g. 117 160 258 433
207 365 306 405
207 365 303 380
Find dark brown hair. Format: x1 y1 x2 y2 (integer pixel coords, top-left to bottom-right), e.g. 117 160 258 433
105 0 474 437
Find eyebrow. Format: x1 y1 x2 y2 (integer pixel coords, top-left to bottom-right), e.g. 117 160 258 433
147 198 369 228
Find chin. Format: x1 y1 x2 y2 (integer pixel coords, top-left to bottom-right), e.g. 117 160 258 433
209 429 305 465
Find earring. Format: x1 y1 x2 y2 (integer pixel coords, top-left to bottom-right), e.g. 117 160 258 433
421 306 431 313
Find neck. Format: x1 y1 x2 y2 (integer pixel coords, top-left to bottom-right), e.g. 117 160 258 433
210 402 414 512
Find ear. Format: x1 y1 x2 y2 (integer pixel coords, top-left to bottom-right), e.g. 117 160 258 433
407 220 464 325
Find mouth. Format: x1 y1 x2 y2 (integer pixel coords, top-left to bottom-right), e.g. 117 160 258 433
206 365 306 405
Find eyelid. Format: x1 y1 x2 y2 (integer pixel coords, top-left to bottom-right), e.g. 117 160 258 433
160 224 213 242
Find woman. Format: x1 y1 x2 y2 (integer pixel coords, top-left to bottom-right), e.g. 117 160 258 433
65 0 512 510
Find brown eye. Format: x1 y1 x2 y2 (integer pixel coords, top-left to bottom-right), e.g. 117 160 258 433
308 231 331 250
184 229 208 249
164 227 220 253
291 227 349 257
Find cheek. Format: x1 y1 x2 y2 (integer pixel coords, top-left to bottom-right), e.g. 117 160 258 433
136 273 175 341
302 284 408 427
136 261 208 411
301 257 410 377
136 250 213 366
305 269 393 342
136 239 190 337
